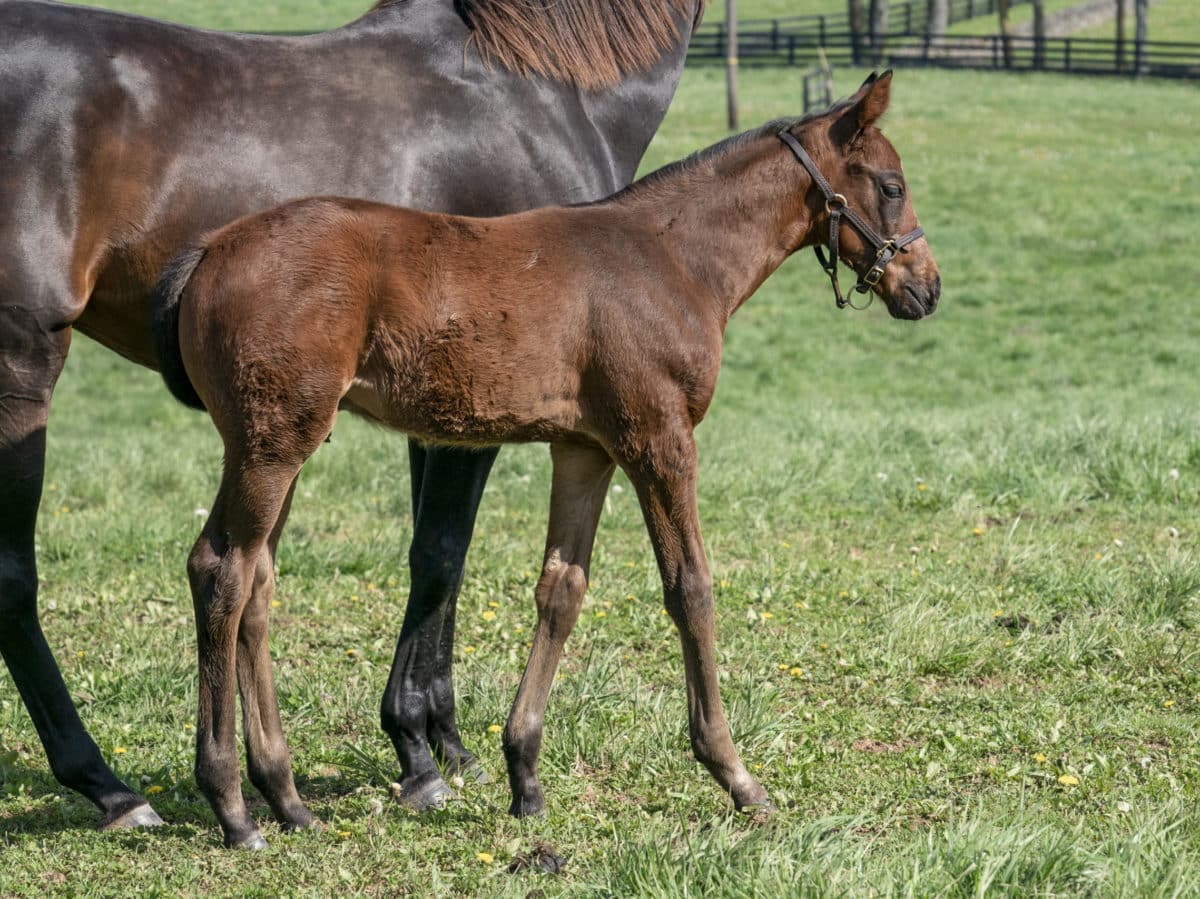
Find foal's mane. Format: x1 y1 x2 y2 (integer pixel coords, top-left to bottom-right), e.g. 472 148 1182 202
371 0 706 90
610 100 854 205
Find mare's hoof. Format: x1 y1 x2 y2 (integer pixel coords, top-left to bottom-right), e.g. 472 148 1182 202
392 776 456 812
227 831 269 851
98 801 164 831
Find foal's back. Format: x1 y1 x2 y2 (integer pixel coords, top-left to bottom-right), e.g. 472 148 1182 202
176 196 706 456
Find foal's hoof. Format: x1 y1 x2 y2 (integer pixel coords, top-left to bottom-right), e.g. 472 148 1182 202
736 796 776 820
392 776 456 812
98 801 165 831
227 831 269 851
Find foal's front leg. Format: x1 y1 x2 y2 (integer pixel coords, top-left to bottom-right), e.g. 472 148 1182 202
626 435 771 812
189 461 300 849
504 443 615 816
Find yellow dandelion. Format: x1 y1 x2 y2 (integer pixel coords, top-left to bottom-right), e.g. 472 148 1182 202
1095 553 1104 560
270 600 281 609
795 601 807 609
838 591 848 599
972 527 985 536
487 724 502 734
113 747 127 754
345 649 356 657
625 594 636 601
596 610 607 618
819 642 829 650
464 645 477 654
387 576 398 587
183 723 194 730
482 610 496 622
146 785 165 795
760 611 774 620
789 667 803 677
1058 774 1080 787
1163 699 1176 708
777 663 789 671
917 484 928 492
77 651 85 658
1034 753 1048 764
476 852 494 865
719 580 730 589
781 541 791 548
488 600 500 608
994 610 1004 617
337 830 352 839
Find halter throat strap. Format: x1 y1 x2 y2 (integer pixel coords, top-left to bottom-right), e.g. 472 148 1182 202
777 129 924 310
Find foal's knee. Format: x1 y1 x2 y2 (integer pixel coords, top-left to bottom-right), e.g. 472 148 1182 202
535 557 588 642
663 567 714 630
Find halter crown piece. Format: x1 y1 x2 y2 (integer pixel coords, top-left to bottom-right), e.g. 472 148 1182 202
777 130 924 310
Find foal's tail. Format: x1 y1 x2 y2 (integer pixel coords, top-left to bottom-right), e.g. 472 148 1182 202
150 245 208 411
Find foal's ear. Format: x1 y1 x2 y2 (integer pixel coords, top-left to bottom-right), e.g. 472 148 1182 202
835 70 893 143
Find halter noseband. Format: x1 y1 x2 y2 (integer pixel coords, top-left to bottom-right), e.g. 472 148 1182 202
778 130 924 310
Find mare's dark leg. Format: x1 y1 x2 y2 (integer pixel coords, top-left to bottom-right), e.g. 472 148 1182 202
623 432 771 813
189 459 302 849
235 478 315 833
380 441 498 809
504 443 615 817
0 305 160 829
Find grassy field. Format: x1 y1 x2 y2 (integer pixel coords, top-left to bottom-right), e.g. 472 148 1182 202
3 4 1200 897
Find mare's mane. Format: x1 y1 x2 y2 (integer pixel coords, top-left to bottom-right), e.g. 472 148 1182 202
371 0 706 90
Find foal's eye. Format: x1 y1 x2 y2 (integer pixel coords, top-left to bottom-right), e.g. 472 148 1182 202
881 183 905 200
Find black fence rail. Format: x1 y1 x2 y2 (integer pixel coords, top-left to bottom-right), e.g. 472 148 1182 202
687 30 1200 80
701 0 1038 51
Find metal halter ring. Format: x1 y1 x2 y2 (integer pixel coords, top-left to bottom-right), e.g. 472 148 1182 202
824 193 847 215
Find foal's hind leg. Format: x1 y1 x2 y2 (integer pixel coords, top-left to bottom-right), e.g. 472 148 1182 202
504 443 615 817
189 460 302 849
235 477 316 832
0 304 160 829
624 433 771 813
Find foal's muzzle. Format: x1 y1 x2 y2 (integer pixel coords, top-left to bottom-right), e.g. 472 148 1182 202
778 130 925 312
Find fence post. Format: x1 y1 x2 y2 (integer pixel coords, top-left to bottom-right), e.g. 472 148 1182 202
789 33 796 66
1065 37 1071 72
771 19 780 52
819 15 827 49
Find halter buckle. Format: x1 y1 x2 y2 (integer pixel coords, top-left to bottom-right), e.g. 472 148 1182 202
861 240 897 288
824 193 847 215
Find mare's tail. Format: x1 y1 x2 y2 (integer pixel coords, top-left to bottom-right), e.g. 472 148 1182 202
150 246 208 411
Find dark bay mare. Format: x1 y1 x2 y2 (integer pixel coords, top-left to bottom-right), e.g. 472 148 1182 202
0 0 704 830
151 72 940 849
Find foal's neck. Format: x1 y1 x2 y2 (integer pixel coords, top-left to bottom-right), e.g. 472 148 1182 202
617 130 817 324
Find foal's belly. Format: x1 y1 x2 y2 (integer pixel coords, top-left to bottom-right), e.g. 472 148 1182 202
339 377 582 448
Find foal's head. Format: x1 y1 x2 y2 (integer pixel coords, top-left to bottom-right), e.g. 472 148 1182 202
785 71 940 320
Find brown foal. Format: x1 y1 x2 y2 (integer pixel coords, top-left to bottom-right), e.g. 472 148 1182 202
152 72 940 848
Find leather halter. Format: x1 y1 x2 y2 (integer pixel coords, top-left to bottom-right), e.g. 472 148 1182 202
778 130 925 310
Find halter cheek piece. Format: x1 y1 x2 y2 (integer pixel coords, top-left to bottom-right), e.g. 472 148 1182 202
778 130 924 310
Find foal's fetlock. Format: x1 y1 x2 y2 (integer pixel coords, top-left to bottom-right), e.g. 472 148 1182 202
226 828 269 851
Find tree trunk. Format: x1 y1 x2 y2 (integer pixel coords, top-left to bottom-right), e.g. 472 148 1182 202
869 0 889 65
997 0 1013 68
1134 0 1148 75
726 0 738 130
928 0 949 38
1032 0 1045 69
848 0 866 65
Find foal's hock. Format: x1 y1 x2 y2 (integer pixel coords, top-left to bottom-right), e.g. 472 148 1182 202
153 72 940 849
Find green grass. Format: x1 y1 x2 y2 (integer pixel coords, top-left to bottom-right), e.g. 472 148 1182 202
1076 0 1200 41
3 13 1200 899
